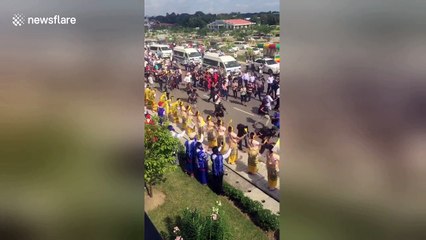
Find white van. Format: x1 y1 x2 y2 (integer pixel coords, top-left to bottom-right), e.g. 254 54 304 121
173 46 202 64
202 53 241 76
149 44 173 59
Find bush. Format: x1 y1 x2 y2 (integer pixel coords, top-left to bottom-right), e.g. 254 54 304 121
144 121 183 197
223 182 279 232
253 209 279 231
179 208 204 240
173 202 230 240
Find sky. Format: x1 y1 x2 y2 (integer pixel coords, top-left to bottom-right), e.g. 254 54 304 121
145 0 280 16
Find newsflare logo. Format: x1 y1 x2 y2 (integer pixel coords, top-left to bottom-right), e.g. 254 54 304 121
12 13 26 26
12 13 77 27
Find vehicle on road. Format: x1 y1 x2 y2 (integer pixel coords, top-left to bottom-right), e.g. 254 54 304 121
228 46 239 52
173 46 203 65
202 53 241 76
149 44 173 59
253 58 280 75
247 47 262 55
234 41 250 50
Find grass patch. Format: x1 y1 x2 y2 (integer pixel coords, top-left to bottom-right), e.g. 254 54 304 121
146 169 269 240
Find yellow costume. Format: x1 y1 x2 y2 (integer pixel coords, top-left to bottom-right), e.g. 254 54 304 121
247 138 261 174
220 120 233 154
159 92 168 103
267 152 280 189
216 120 226 149
186 116 196 136
144 88 150 104
145 88 155 110
195 112 206 140
227 129 239 165
177 102 184 124
181 106 188 130
169 99 181 123
206 116 217 148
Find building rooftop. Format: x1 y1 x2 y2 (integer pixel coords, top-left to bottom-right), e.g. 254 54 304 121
223 19 255 25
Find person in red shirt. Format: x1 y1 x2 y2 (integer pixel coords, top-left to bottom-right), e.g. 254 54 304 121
213 71 219 84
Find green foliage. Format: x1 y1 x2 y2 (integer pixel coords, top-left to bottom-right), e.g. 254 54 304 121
253 209 279 231
180 208 205 239
149 11 279 29
144 120 182 188
173 202 230 240
223 183 279 232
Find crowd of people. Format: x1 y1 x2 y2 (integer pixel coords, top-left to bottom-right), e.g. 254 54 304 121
144 45 280 117
144 44 281 193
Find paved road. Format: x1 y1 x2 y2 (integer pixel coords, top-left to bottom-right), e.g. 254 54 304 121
154 63 279 142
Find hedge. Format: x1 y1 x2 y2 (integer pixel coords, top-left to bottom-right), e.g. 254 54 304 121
223 183 279 231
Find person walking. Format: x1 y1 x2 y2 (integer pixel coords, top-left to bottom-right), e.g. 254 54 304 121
254 77 264 101
274 87 280 110
210 146 232 195
240 85 247 106
266 145 280 191
266 74 274 95
221 81 229 101
232 79 239 98
272 77 279 99
246 81 254 102
207 82 217 102
184 72 191 89
247 132 261 174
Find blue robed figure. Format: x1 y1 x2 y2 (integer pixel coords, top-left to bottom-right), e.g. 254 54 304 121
184 133 197 177
195 142 208 185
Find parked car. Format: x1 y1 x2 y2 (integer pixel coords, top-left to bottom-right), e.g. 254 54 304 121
253 58 280 74
228 46 239 52
234 41 249 50
247 47 261 55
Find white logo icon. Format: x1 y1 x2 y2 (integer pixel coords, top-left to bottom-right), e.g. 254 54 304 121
12 13 26 26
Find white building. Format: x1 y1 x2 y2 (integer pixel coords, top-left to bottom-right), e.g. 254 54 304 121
207 19 255 30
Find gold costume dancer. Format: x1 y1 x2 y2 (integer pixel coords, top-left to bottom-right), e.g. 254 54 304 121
247 132 261 174
185 107 196 136
169 98 181 123
181 105 188 130
266 147 280 191
220 120 232 154
227 126 245 165
195 111 206 140
206 116 217 149
216 120 226 149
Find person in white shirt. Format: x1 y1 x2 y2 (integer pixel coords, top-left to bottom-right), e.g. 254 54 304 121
274 87 280 110
267 74 274 95
249 74 256 84
263 94 274 111
148 74 154 85
184 73 191 87
168 125 186 139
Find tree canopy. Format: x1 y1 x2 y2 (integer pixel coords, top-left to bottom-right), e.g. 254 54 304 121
150 11 279 28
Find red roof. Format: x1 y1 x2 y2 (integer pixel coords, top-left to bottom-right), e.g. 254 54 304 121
223 19 254 25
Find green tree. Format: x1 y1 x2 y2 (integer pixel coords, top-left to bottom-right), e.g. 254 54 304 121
144 121 182 197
